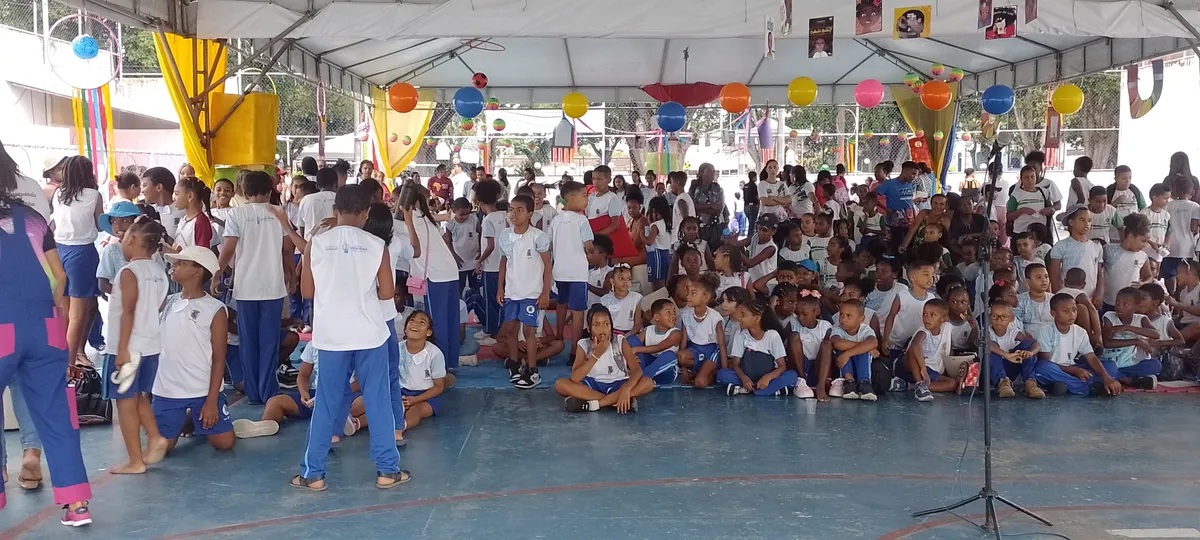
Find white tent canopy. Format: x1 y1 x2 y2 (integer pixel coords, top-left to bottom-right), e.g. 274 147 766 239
65 0 1200 103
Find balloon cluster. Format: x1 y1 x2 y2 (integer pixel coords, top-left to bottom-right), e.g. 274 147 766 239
905 64 965 110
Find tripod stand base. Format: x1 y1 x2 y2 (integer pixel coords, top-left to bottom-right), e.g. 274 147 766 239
912 487 1053 540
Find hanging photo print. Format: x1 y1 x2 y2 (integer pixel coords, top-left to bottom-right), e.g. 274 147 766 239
809 17 834 58
856 0 883 35
978 0 993 29
894 6 931 39
780 0 794 36
765 16 776 59
986 6 1017 40
1026 0 1038 22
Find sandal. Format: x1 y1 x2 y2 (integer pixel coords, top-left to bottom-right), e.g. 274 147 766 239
288 475 326 492
376 470 411 489
19 476 43 490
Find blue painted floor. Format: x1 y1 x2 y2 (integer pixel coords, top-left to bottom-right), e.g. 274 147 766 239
1 388 1199 539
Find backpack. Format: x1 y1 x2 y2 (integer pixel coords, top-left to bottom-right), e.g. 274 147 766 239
1004 186 1052 243
71 365 112 425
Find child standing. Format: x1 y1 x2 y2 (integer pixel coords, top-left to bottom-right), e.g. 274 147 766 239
1139 183 1172 261
296 168 338 240
214 171 295 404
396 311 449 431
1012 233 1041 293
882 261 936 372
476 181 507 345
986 302 1042 398
153 247 235 452
1100 287 1161 390
105 217 171 473
718 299 798 396
530 183 557 230
444 198 480 295
830 299 879 401
550 181 595 352
677 274 727 389
1087 186 1121 243
586 236 614 307
141 167 182 241
497 194 553 389
1163 175 1200 294
628 298 683 385
51 156 103 370
555 306 653 413
1032 293 1123 397
669 171 694 235
896 299 956 401
171 178 214 250
645 196 673 290
1108 165 1145 218
1101 214 1150 313
294 184 406 491
1049 205 1105 306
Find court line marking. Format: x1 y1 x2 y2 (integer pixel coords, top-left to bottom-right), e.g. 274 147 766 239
879 506 1200 539
1108 529 1200 538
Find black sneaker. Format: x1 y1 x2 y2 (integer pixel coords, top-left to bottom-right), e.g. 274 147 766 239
564 397 589 413
504 358 521 382
1088 382 1116 397
1049 381 1069 396
513 366 540 389
1133 375 1157 390
858 379 877 401
277 364 299 389
776 386 792 397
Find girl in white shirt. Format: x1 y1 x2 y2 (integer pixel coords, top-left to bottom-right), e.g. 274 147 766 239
395 311 449 430
600 264 644 336
555 306 654 413
645 197 673 290
51 156 104 367
717 298 798 396
400 183 464 370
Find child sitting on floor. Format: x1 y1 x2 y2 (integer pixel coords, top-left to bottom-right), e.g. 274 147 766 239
790 289 830 400
713 244 749 295
677 274 726 389
1015 263 1055 337
555 305 654 413
986 302 1042 399
1140 283 1184 364
1100 287 1161 390
1032 293 1123 397
394 310 449 432
718 298 798 396
600 263 643 336
829 299 879 401
1171 260 1200 350
718 286 751 347
494 310 566 370
839 279 881 338
628 298 683 386
896 299 956 402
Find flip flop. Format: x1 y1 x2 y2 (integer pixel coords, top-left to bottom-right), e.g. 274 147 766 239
18 476 43 490
289 475 326 492
376 470 411 489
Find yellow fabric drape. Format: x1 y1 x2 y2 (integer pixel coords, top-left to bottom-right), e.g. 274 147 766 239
891 83 959 191
371 87 435 180
153 33 227 184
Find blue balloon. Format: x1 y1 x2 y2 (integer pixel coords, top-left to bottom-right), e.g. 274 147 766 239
72 34 99 60
453 87 485 119
656 101 686 132
981 85 1015 115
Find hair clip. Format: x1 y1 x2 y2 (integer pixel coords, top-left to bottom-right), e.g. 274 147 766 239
613 262 632 269
994 279 1006 286
799 289 822 299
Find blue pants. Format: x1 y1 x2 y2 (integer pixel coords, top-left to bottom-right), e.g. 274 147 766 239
480 271 501 336
0 309 91 506
288 255 312 324
799 355 817 387
86 308 104 351
1032 359 1118 396
237 297 285 404
424 280 461 370
299 342 400 479
458 271 481 298
225 343 243 385
988 339 1036 385
716 368 799 395
838 352 872 382
1118 358 1162 379
385 321 405 426
0 383 41 467
626 335 678 385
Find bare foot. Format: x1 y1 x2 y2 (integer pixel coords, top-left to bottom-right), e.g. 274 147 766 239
331 436 341 444
109 461 147 475
3 468 8 483
142 437 169 465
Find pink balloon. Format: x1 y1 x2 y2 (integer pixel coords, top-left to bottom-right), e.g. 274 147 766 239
855 79 885 108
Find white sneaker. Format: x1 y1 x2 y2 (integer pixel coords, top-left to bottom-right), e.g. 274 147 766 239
478 336 497 347
828 378 846 398
794 381 815 399
458 354 479 367
473 330 489 340
233 419 279 439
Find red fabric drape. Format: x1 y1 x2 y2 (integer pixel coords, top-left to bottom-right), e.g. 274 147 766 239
640 82 723 106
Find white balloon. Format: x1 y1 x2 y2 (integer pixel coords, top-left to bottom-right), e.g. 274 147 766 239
996 131 1013 145
534 162 542 169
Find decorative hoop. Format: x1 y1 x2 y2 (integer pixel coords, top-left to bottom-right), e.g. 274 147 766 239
46 13 122 90
460 38 506 52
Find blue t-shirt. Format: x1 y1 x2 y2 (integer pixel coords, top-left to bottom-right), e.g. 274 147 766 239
874 178 915 227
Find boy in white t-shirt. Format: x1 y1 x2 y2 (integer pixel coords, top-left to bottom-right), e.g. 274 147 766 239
498 194 553 390
1162 175 1200 294
1032 293 1123 397
830 299 879 401
214 171 296 405
295 168 338 239
896 299 955 402
550 180 595 355
153 247 235 453
475 181 507 343
1101 214 1149 313
1086 186 1121 243
443 197 481 294
1139 183 1171 261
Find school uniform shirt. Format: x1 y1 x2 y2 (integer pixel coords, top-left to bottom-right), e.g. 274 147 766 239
50 187 101 245
1006 186 1050 234
856 212 886 239
1110 188 1142 218
1014 292 1054 337
807 235 831 267
832 322 875 344
989 320 1023 352
443 215 481 272
1179 284 1200 324
410 211 460 283
778 244 808 264
480 210 509 273
223 203 288 301
680 306 722 345
174 213 213 249
398 340 447 392
643 325 680 353
1100 312 1150 368
309 226 390 351
1088 204 1121 243
581 335 630 383
1035 323 1093 366
757 180 790 219
1139 206 1171 257
549 210 594 283
1101 243 1147 306
296 190 336 239
717 273 749 296
791 182 815 217
588 265 611 308
390 218 411 273
947 319 973 351
533 204 558 231
1049 237 1104 296
866 282 907 313
670 191 694 238
211 207 233 249
155 294 226 399
888 288 934 350
1067 176 1094 208
498 226 551 301
12 174 51 220
601 290 643 333
911 322 952 373
674 238 711 272
793 319 833 360
104 258 169 355
1166 199 1200 257
648 220 672 251
155 204 184 240
587 190 623 222
746 237 778 283
818 258 841 291
730 329 787 365
96 243 164 285
300 341 320 389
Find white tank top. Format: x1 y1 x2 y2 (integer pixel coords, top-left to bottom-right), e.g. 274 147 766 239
581 335 629 383
888 289 934 350
1180 285 1200 324
601 290 643 333
588 265 611 308
155 294 226 399
643 326 679 353
309 226 390 351
105 258 169 355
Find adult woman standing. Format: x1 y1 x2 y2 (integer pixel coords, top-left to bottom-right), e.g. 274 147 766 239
357 160 375 183
790 166 814 217
742 170 759 237
0 141 93 526
1167 152 1200 205
756 159 790 220
688 163 727 248
50 157 103 368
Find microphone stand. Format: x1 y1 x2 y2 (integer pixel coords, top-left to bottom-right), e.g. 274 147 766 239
909 141 1053 538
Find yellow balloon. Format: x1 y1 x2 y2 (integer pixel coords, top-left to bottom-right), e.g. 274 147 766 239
787 77 818 107
1051 84 1084 115
562 92 589 119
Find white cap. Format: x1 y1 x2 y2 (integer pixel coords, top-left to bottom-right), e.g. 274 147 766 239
166 246 220 275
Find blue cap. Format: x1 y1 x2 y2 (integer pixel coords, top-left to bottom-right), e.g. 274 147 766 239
98 201 141 235
798 259 819 273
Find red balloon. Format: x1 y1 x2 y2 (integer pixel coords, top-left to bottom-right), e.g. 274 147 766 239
920 80 953 111
388 83 418 113
719 83 751 114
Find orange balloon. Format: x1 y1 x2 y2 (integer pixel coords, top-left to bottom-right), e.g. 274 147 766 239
388 83 418 113
920 80 953 111
719 83 751 114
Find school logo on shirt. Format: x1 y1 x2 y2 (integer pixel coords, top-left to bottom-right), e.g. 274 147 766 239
525 248 533 258
189 309 200 321
340 243 369 254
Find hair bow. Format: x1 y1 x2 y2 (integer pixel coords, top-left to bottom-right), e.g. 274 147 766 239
799 289 822 299
994 279 1006 287
613 262 632 269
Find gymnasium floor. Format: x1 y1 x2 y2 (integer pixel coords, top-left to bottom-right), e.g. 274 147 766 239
1 361 1198 539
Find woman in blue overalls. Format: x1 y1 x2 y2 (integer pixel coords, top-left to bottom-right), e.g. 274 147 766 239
0 143 93 526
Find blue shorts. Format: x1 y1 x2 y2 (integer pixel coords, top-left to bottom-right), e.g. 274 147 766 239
503 298 540 327
687 342 720 373
103 353 159 400
152 393 233 438
556 281 588 312
895 360 942 383
1162 257 1184 278
401 387 440 416
58 243 100 298
647 249 671 282
583 376 627 395
286 389 362 420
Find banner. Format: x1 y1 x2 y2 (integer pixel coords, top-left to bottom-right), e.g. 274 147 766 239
765 16 777 58
986 6 1017 39
894 6 931 39
809 17 833 58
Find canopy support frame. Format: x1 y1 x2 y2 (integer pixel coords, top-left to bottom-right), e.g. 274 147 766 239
857 39 931 81
927 37 1013 66
1162 2 1200 58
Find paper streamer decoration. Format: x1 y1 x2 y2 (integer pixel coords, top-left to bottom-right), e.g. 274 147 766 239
1127 59 1164 119
71 85 117 185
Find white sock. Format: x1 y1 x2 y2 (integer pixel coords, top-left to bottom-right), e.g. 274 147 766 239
587 400 600 411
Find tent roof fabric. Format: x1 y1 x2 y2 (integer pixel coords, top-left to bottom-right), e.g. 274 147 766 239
64 0 1200 103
